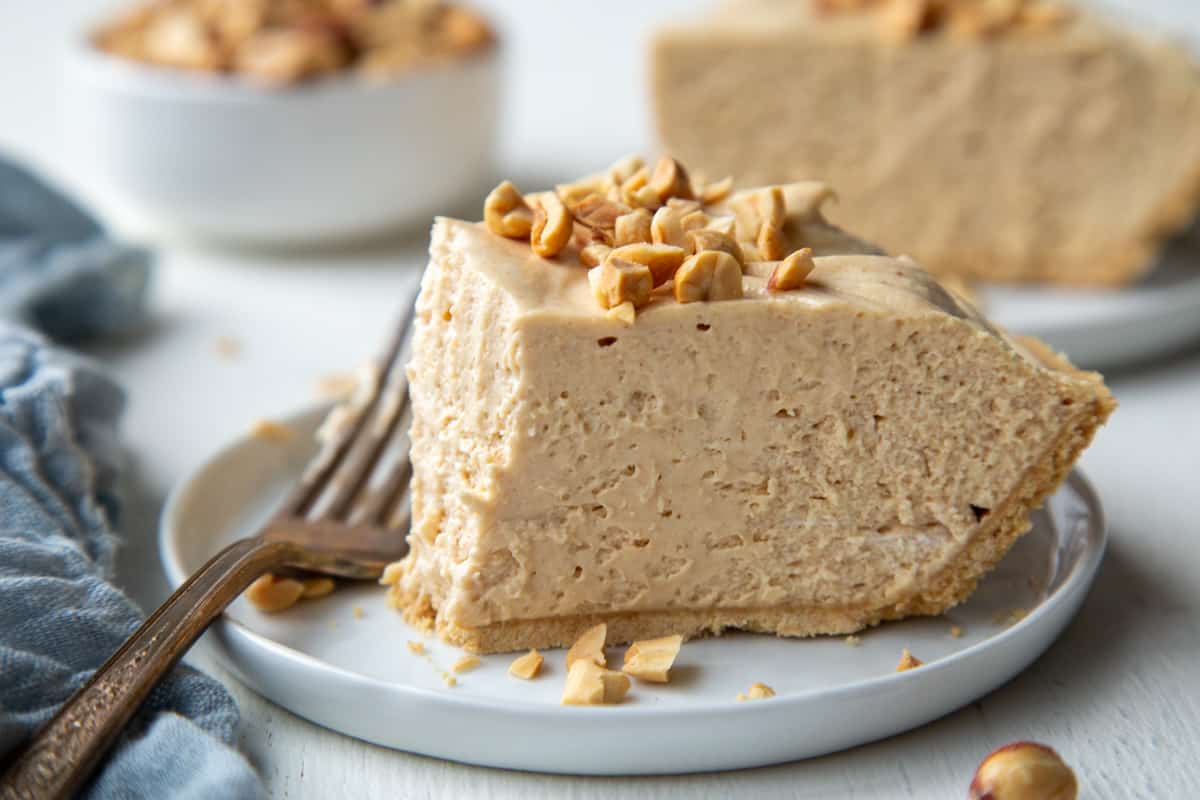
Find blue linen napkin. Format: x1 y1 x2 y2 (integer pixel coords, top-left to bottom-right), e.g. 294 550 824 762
0 157 262 798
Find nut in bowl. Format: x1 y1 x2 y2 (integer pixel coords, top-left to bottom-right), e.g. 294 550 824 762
63 1 501 245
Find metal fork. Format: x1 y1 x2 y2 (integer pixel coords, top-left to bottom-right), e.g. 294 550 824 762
0 299 419 800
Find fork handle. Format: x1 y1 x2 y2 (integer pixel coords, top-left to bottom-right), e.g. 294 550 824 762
0 536 296 800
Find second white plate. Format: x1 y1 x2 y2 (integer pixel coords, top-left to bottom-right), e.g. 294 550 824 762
984 229 1200 369
161 405 1106 776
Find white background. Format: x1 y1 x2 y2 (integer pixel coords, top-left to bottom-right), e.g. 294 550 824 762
3 1 1200 797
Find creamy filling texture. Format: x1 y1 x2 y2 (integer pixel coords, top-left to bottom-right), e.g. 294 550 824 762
392 213 1093 629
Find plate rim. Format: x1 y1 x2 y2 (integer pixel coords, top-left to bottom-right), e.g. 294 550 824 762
159 401 1107 761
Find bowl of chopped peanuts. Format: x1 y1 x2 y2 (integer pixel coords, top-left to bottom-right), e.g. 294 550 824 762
63 0 500 244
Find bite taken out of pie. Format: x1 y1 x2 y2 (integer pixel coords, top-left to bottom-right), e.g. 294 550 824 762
381 156 1115 655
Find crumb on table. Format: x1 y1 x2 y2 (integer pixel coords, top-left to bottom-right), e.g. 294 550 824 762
250 419 294 442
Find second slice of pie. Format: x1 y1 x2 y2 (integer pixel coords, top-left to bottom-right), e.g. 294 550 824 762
381 157 1115 654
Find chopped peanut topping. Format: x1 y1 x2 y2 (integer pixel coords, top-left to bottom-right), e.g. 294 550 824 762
580 242 613 267
688 229 745 265
619 168 653 208
406 640 426 655
730 186 785 243
451 655 482 674
950 624 965 639
570 194 632 244
608 155 645 186
245 574 305 613
699 176 734 205
674 250 744 304
250 418 294 442
606 301 637 326
562 660 630 705
649 156 695 203
509 649 544 680
622 634 683 683
896 648 924 671
482 156 832 316
609 243 688 287
589 259 653 310
566 623 608 669
484 181 534 239
680 209 710 234
529 192 573 258
299 576 335 599
736 682 776 701
767 248 816 291
757 221 788 261
650 205 685 249
615 208 653 246
706 215 737 238
815 0 1073 40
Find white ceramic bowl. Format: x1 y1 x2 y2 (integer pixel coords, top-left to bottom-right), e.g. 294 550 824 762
62 37 500 245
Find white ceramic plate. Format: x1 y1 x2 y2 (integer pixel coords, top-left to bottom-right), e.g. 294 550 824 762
983 228 1200 369
161 405 1106 776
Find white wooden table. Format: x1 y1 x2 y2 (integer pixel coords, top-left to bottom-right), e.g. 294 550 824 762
4 1 1199 796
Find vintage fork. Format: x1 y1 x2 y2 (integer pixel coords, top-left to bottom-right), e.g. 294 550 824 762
0 298 420 800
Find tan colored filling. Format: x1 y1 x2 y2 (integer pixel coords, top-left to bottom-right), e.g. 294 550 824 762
387 216 1112 653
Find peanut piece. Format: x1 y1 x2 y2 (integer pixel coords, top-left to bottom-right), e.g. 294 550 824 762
580 242 613 267
879 0 936 42
767 248 815 291
608 243 687 288
529 191 573 258
699 176 734 205
608 155 645 186
632 184 664 211
687 229 745 265
757 221 788 261
565 622 608 669
620 168 652 207
606 301 637 326
250 418 294 442
245 574 305 613
572 194 631 242
730 186 786 242
451 655 481 673
705 215 737 238
651 205 689 250
666 197 702 213
1018 1 1074 31
680 209 709 235
561 660 631 706
589 260 653 310
300 576 335 599
736 682 776 701
508 649 544 680
896 648 924 672
970 742 1078 800
614 208 653 246
484 180 534 238
622 634 683 683
649 156 694 202
674 250 744 304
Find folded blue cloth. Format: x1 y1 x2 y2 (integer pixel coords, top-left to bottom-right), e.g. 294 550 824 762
0 157 262 798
